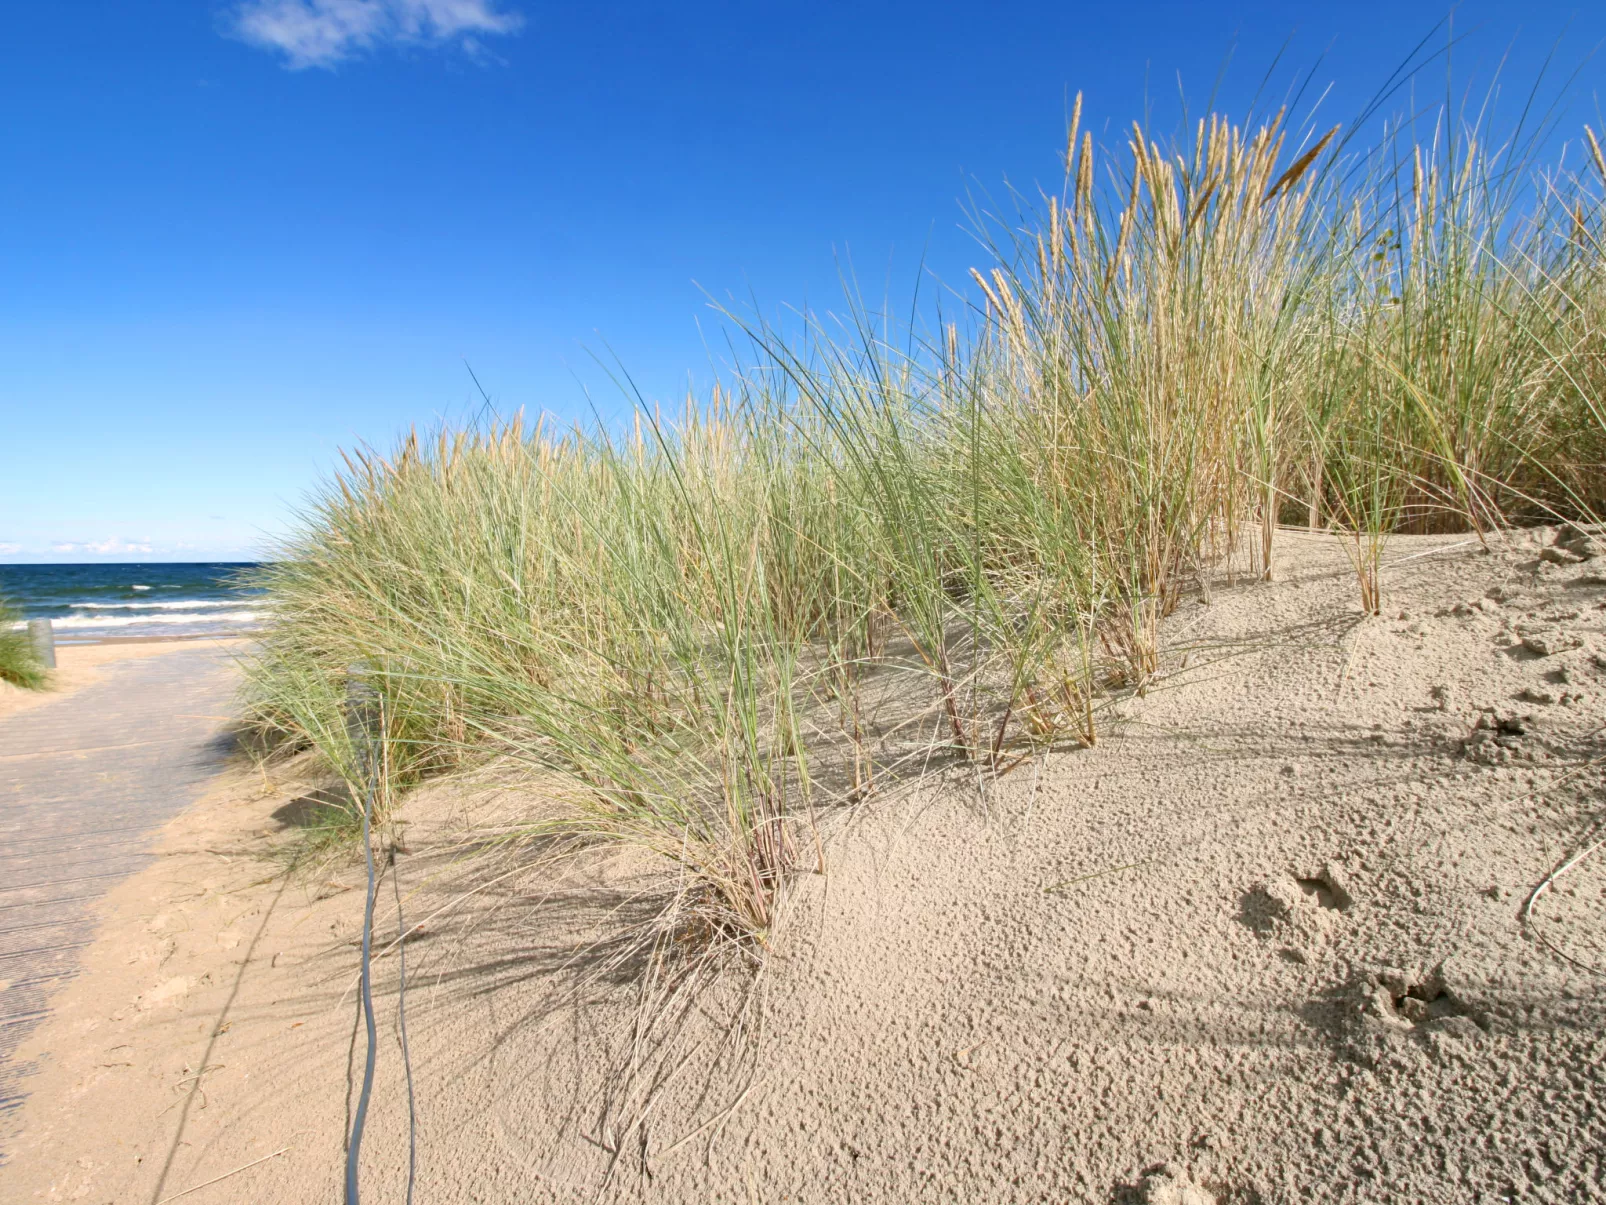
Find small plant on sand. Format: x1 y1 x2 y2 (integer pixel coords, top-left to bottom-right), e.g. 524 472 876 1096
0 598 47 690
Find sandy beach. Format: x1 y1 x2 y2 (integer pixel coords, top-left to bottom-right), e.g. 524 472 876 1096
2 530 1603 1203
13 10 1606 1202
0 638 245 723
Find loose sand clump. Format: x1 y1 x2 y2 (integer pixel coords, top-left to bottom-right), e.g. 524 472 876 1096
1239 864 1354 965
4 532 1606 1204
1135 1163 1217 1205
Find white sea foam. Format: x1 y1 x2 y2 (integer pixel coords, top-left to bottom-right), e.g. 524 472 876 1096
132 584 151 591
45 610 266 630
71 600 256 611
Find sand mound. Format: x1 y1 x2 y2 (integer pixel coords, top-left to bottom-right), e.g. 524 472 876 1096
4 531 1605 1203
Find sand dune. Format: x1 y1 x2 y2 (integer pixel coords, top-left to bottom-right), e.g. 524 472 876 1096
4 531 1604 1203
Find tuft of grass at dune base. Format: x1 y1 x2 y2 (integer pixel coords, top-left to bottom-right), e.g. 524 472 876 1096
0 598 48 691
243 75 1606 947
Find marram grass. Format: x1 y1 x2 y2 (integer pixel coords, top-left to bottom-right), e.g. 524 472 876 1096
245 89 1606 944
0 598 48 691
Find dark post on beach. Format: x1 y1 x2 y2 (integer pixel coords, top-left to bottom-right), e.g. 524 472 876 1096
27 619 56 669
344 662 380 1205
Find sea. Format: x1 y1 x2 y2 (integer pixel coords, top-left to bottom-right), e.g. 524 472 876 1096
0 563 269 642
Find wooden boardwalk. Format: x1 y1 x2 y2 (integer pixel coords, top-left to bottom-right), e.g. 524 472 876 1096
0 646 238 1154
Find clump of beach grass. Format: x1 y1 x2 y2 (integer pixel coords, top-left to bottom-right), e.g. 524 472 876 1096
242 74 1606 949
0 598 48 690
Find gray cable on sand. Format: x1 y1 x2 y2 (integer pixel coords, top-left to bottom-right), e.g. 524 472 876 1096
345 670 380 1205
391 847 418 1204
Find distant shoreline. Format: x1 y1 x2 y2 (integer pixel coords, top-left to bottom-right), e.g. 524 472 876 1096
2 562 266 642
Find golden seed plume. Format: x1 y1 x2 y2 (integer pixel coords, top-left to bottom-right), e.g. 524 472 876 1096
970 266 1004 315
1129 121 1149 185
1586 125 1606 184
1076 131 1094 215
1263 125 1339 205
1185 170 1222 234
1065 92 1083 178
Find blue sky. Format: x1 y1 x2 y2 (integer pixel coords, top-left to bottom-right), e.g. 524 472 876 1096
2 1 1602 563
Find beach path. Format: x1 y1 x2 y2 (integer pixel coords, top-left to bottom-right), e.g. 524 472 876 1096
0 644 238 1148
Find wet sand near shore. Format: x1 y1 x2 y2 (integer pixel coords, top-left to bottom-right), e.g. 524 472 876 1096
56 633 261 647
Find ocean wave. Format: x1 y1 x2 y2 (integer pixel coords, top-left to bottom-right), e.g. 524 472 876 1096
70 600 262 611
45 610 266 630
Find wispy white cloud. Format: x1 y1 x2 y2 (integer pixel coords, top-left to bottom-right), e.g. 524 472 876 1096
51 538 156 556
91 538 154 555
226 0 523 69
0 543 20 556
